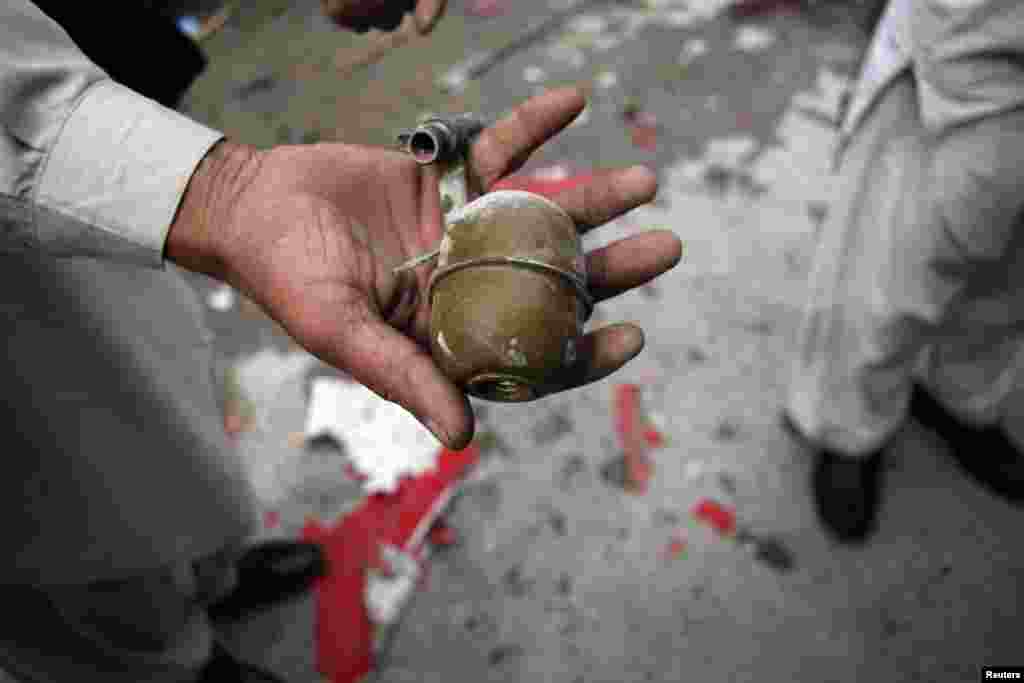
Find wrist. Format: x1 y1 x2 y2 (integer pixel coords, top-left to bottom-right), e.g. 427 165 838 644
165 138 261 279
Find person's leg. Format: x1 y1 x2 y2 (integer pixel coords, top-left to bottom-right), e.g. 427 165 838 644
0 539 292 683
787 73 934 459
787 71 1024 538
913 107 1024 433
0 558 223 682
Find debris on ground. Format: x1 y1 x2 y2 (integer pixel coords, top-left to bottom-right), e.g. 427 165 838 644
531 410 574 446
474 429 513 459
263 509 281 530
547 42 587 70
304 377 440 494
729 0 802 19
558 453 588 491
717 472 738 496
622 105 659 152
751 535 796 573
600 453 629 490
232 73 277 100
712 419 741 442
654 508 682 526
690 499 797 573
706 135 759 168
207 283 236 312
733 25 777 52
439 0 610 93
691 498 737 536
427 521 459 548
687 346 708 363
488 644 525 667
544 505 569 536
302 445 480 683
612 383 662 494
503 565 534 597
594 69 619 89
662 534 689 561
736 529 796 573
679 38 708 63
467 0 510 18
523 65 548 83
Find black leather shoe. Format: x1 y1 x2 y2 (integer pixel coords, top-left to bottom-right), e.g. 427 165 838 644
812 446 884 543
909 383 1024 503
207 540 327 622
781 412 884 543
198 641 286 683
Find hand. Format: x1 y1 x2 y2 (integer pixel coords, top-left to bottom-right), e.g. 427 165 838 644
321 0 446 34
168 87 682 450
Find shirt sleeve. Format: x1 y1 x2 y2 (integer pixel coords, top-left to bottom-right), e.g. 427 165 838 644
0 0 224 268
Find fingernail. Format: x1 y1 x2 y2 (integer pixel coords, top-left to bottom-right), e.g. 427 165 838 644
624 165 656 186
426 418 449 446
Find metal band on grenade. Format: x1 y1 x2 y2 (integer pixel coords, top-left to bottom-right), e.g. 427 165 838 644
427 255 594 321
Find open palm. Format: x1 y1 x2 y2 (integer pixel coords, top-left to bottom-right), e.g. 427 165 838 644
212 88 682 449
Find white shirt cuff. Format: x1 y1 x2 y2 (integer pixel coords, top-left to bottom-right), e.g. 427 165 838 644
35 79 223 268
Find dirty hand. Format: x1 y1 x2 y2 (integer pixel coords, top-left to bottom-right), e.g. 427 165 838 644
321 0 446 34
167 87 682 450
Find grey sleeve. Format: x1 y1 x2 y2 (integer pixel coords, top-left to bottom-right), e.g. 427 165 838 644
0 1 224 267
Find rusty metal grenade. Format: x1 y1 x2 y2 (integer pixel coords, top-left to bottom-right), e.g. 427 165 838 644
396 115 593 402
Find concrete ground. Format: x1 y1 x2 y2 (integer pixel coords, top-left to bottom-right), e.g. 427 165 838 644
179 0 1024 680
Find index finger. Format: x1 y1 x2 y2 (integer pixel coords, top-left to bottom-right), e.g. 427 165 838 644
469 87 586 191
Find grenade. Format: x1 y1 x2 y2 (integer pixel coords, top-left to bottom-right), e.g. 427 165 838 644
397 115 593 402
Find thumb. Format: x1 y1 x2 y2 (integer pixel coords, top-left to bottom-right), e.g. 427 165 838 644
326 305 474 450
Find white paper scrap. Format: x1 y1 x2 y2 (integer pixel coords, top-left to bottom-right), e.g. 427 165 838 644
734 25 776 52
304 377 440 493
207 284 236 312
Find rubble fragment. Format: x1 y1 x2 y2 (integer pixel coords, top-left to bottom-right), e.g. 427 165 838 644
733 25 777 52
488 644 525 667
232 73 276 100
531 410 574 445
304 377 440 493
679 38 708 63
207 284 236 312
687 346 708 363
662 535 688 561
600 454 629 490
691 498 737 536
751 535 796 573
729 0 802 19
613 383 656 493
503 565 533 597
594 69 619 89
523 65 547 83
717 472 738 496
303 446 479 683
712 420 740 442
468 0 509 18
627 111 659 152
558 453 588 491
546 507 568 536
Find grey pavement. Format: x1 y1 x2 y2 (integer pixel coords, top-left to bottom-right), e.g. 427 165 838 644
180 1 1024 681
